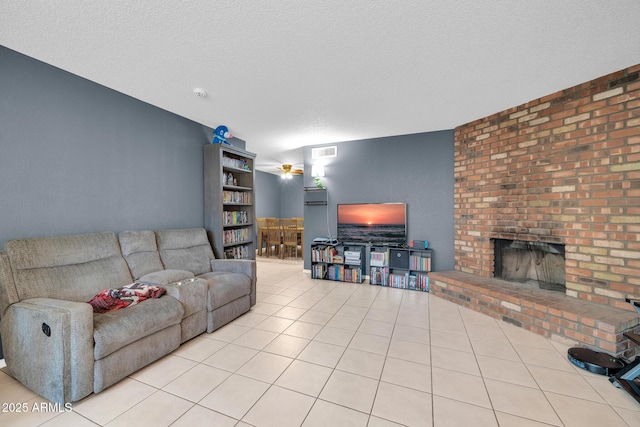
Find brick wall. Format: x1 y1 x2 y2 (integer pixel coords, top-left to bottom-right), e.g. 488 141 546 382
454 64 640 311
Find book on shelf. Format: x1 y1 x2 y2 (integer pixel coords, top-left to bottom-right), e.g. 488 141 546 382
222 155 252 171
224 245 250 259
312 264 327 279
223 210 248 225
223 227 251 244
344 251 361 259
344 256 360 264
409 255 431 271
370 251 387 267
388 273 408 289
370 266 388 286
223 191 251 204
411 273 430 292
408 274 417 290
311 245 339 263
327 265 344 281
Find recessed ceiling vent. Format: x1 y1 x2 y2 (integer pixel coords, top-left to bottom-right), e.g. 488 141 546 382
312 146 337 159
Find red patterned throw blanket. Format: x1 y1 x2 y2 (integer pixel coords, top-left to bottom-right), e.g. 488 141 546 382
88 282 166 313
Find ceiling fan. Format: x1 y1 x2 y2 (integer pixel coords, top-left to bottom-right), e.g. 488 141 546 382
278 164 303 179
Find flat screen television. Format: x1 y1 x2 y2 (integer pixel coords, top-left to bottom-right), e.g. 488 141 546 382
337 203 407 245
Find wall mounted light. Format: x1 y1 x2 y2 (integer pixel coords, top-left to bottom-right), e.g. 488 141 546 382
311 164 325 177
311 163 326 189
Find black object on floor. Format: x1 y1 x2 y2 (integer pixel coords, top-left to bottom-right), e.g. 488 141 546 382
609 355 640 405
608 300 640 405
567 347 626 376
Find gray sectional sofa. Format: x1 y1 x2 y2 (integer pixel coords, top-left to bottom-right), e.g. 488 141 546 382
0 228 255 405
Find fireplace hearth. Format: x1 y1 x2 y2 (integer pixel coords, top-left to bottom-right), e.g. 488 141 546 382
494 239 566 293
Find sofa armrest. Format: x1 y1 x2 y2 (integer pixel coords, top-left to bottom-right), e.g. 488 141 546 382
211 259 257 306
164 278 208 317
0 298 94 404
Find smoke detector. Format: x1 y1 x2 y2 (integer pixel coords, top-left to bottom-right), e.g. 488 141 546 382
193 88 207 98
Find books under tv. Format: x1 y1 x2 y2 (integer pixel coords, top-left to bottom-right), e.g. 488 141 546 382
387 272 429 291
370 251 387 267
311 246 339 263
344 250 361 264
370 266 389 286
409 255 431 271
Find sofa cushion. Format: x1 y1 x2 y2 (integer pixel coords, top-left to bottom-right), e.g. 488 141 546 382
93 296 183 360
199 272 251 311
5 232 133 303
118 230 164 280
139 269 194 285
156 229 214 276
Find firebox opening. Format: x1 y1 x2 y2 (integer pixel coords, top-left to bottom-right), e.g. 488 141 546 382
493 239 566 292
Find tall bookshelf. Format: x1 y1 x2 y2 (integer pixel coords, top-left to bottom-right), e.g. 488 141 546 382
204 144 256 259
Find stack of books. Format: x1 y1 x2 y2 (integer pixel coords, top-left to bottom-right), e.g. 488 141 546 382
409 254 431 271
370 251 387 267
344 250 361 265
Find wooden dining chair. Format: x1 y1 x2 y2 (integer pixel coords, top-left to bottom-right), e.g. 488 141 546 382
293 217 304 249
265 218 282 258
281 218 301 259
256 218 268 256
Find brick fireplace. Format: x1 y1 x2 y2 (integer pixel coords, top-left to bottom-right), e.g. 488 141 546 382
493 239 566 292
431 64 640 357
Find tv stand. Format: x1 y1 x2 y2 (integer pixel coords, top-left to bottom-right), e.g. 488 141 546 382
311 243 365 283
369 245 432 291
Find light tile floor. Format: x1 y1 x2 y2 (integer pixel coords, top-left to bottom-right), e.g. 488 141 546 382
1 258 640 426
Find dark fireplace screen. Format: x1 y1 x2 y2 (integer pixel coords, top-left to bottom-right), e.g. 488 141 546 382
493 239 566 292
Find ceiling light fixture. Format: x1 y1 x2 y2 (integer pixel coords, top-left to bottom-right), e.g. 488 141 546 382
279 164 302 179
193 88 207 98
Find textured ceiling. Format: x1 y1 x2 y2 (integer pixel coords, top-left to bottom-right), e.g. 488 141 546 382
2 1 639 173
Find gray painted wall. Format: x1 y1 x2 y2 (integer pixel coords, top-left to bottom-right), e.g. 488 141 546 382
255 171 303 219
2 45 453 271
0 46 216 247
303 131 455 272
255 170 282 218
280 174 304 218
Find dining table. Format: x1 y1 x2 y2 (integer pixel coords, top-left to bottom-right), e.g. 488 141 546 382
256 218 304 259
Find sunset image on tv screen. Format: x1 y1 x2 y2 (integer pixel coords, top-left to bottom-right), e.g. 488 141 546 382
337 203 406 244
338 203 405 225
